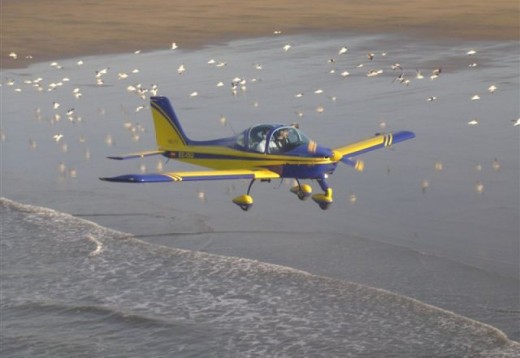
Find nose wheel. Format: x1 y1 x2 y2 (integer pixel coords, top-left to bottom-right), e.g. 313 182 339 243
311 178 333 210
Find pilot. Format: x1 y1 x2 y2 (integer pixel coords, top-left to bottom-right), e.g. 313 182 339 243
254 129 268 153
271 128 289 152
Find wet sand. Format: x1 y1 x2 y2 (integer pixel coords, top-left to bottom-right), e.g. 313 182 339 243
2 0 518 69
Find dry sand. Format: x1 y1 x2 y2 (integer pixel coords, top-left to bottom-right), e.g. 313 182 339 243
1 0 518 69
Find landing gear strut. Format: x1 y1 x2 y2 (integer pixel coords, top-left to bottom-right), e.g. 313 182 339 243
232 179 255 211
290 178 313 201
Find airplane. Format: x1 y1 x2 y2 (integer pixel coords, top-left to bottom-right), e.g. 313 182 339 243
100 96 415 211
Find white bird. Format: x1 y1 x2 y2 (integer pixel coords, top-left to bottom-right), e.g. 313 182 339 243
467 118 479 125
190 91 198 97
474 181 484 194
421 179 430 193
338 47 348 55
367 69 383 77
177 64 186 74
488 85 497 93
340 70 350 77
77 60 84 66
9 52 17 59
367 53 374 60
53 101 60 110
471 94 480 101
283 44 291 52
95 67 109 78
314 89 324 94
53 133 64 142
512 118 520 126
135 105 145 112
466 49 477 56
118 72 128 80
427 96 437 102
171 42 178 50
492 158 501 172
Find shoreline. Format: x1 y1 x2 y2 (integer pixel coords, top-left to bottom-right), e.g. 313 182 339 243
2 0 519 70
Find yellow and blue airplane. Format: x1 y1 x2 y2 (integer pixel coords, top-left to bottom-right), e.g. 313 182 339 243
100 96 415 210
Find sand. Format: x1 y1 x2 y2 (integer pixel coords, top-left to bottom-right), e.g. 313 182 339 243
1 0 518 69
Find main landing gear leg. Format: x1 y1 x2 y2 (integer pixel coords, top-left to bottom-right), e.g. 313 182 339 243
232 179 255 211
290 178 313 200
312 177 333 210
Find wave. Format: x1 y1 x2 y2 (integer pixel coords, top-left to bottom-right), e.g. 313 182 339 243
2 197 519 357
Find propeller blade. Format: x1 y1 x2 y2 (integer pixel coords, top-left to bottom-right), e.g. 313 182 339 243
341 157 365 171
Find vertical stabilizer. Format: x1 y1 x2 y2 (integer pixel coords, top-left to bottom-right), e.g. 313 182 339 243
150 96 191 149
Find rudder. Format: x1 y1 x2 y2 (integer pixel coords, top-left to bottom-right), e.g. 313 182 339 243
150 96 191 149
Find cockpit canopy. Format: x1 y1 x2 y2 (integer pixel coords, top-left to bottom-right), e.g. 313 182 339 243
236 124 311 154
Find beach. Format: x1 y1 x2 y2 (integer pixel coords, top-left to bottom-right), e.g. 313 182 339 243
1 1 519 356
2 0 518 69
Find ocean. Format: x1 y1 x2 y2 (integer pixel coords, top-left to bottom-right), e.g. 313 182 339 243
1 32 519 356
1 198 519 357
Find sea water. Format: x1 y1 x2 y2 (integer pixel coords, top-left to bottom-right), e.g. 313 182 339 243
1 198 519 357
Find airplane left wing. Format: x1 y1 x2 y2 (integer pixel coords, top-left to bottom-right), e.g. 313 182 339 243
100 169 280 183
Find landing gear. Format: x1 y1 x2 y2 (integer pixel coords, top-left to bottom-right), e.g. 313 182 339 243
232 179 256 211
311 177 333 210
290 179 312 200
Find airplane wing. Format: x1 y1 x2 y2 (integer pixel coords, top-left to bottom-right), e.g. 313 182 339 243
333 131 415 159
100 168 280 183
107 150 165 160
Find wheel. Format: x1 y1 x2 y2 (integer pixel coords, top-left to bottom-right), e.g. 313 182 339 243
319 202 332 210
297 191 309 201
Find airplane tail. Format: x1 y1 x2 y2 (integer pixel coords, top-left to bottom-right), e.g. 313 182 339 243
150 96 191 149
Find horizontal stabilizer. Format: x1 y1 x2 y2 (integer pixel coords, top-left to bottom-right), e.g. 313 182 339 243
107 150 165 160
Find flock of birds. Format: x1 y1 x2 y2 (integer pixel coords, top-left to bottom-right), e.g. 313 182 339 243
2 33 518 202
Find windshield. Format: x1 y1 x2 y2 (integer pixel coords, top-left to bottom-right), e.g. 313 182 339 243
268 126 310 153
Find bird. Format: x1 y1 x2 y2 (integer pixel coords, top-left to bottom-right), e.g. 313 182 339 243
492 159 501 172
9 52 18 59
466 49 477 56
471 94 480 100
427 96 437 102
177 64 186 74
53 101 60 110
171 42 178 50
474 181 484 194
367 69 383 77
53 133 64 142
283 44 291 52
338 47 348 55
421 179 430 193
367 53 374 60
488 85 497 93
512 118 520 126
467 118 479 125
